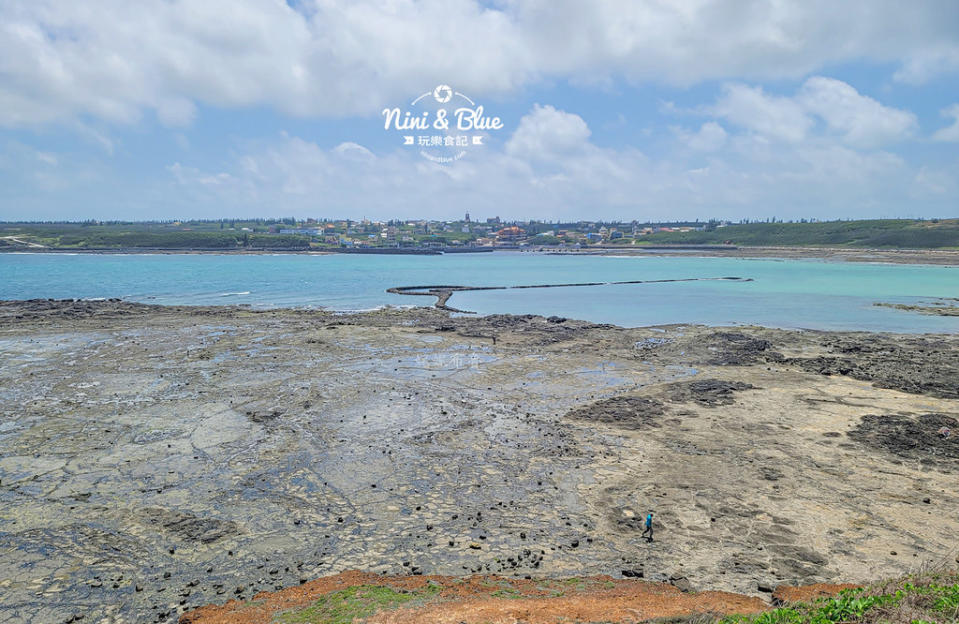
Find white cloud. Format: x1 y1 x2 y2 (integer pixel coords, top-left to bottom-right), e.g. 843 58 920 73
0 140 101 196
5 88 954 222
914 166 958 196
333 142 376 163
893 49 959 85
72 122 116 155
711 84 812 142
708 77 916 148
148 103 942 222
156 98 197 127
506 104 591 160
797 77 916 147
932 104 959 142
1 1 958 127
167 162 233 187
679 122 727 152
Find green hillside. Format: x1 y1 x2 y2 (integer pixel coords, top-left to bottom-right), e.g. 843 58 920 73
638 219 959 249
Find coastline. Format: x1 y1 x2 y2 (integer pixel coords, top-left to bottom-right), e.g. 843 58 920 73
2 244 959 265
554 245 959 266
1 300 957 623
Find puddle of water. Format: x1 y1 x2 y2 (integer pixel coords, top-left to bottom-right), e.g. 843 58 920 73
574 362 634 388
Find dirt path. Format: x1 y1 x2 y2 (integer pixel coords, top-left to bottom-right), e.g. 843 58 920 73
0 235 46 248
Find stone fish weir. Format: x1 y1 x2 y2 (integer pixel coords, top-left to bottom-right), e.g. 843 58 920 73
388 277 754 313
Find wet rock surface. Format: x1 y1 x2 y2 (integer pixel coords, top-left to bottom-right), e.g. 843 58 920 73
0 300 957 623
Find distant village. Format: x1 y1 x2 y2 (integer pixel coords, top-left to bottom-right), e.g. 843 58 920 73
2 216 942 252
266 213 733 249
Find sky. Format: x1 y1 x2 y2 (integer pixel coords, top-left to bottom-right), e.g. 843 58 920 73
1 0 958 223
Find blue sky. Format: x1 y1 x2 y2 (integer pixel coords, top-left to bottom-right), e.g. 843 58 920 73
1 1 958 222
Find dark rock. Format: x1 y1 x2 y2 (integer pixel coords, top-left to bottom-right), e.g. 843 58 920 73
670 576 692 592
703 332 779 366
664 379 756 407
566 396 666 430
250 408 284 423
137 507 238 543
849 413 959 469
760 467 783 481
786 336 959 399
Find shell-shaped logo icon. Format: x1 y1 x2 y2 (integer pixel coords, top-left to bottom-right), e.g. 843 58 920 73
433 84 453 103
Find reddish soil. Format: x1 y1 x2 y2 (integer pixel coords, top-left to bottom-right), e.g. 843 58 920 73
772 582 862 604
371 585 766 624
180 570 774 624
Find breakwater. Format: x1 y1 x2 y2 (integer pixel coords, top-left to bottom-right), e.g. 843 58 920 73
387 276 754 313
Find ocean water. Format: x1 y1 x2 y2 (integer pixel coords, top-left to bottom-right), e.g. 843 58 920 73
1 252 957 332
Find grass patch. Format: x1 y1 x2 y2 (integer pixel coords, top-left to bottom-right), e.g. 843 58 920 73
490 588 525 599
721 571 959 624
274 583 440 624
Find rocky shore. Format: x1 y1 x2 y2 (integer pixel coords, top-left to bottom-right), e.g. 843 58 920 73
875 300 959 316
0 300 957 623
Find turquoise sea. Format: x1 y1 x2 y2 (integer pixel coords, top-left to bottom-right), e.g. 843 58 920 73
1 252 957 332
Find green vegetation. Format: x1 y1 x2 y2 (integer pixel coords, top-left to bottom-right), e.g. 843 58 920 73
529 234 562 245
722 572 959 624
274 584 440 624
490 588 524 599
1 217 957 250
638 219 959 249
0 221 311 249
0 218 482 250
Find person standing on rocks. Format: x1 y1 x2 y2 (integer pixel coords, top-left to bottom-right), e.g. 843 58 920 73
642 512 654 542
